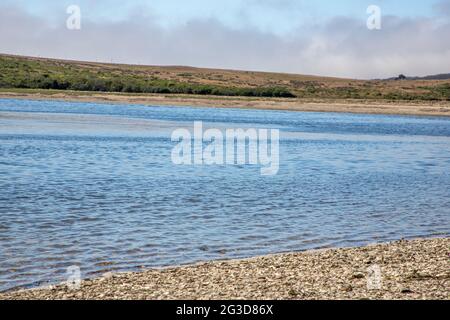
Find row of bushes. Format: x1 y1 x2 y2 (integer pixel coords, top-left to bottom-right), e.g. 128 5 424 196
2 75 295 97
0 74 296 98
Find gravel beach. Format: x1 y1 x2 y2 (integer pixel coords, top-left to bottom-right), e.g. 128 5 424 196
1 237 448 300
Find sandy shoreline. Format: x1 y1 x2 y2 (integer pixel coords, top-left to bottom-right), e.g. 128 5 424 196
1 91 450 117
1 237 448 300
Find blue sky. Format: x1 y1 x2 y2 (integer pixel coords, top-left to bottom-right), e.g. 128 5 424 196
1 0 449 78
5 0 442 32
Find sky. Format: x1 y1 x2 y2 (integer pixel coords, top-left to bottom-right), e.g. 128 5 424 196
1 0 450 79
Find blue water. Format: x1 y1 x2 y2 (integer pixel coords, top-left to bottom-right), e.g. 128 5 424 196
0 98 449 292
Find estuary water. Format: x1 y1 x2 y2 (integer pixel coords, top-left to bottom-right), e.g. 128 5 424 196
0 98 449 291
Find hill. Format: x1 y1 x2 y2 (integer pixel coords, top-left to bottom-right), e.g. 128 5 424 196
0 54 449 101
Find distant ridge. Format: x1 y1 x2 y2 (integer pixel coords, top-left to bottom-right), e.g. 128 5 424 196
410 74 450 80
385 73 450 81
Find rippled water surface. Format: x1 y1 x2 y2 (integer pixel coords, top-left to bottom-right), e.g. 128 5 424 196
1 99 449 291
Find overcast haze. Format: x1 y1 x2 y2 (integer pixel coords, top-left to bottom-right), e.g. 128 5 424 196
1 0 450 79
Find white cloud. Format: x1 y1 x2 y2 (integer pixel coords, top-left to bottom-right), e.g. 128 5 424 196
1 3 449 79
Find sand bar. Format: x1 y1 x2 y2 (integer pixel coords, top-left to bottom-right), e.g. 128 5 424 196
1 91 450 117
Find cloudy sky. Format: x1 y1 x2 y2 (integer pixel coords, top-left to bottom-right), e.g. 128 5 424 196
1 0 450 79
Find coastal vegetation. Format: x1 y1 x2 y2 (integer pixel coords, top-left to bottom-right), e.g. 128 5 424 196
1 54 449 101
0 55 294 98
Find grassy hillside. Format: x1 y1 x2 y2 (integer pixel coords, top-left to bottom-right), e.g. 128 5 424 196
1 54 449 101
